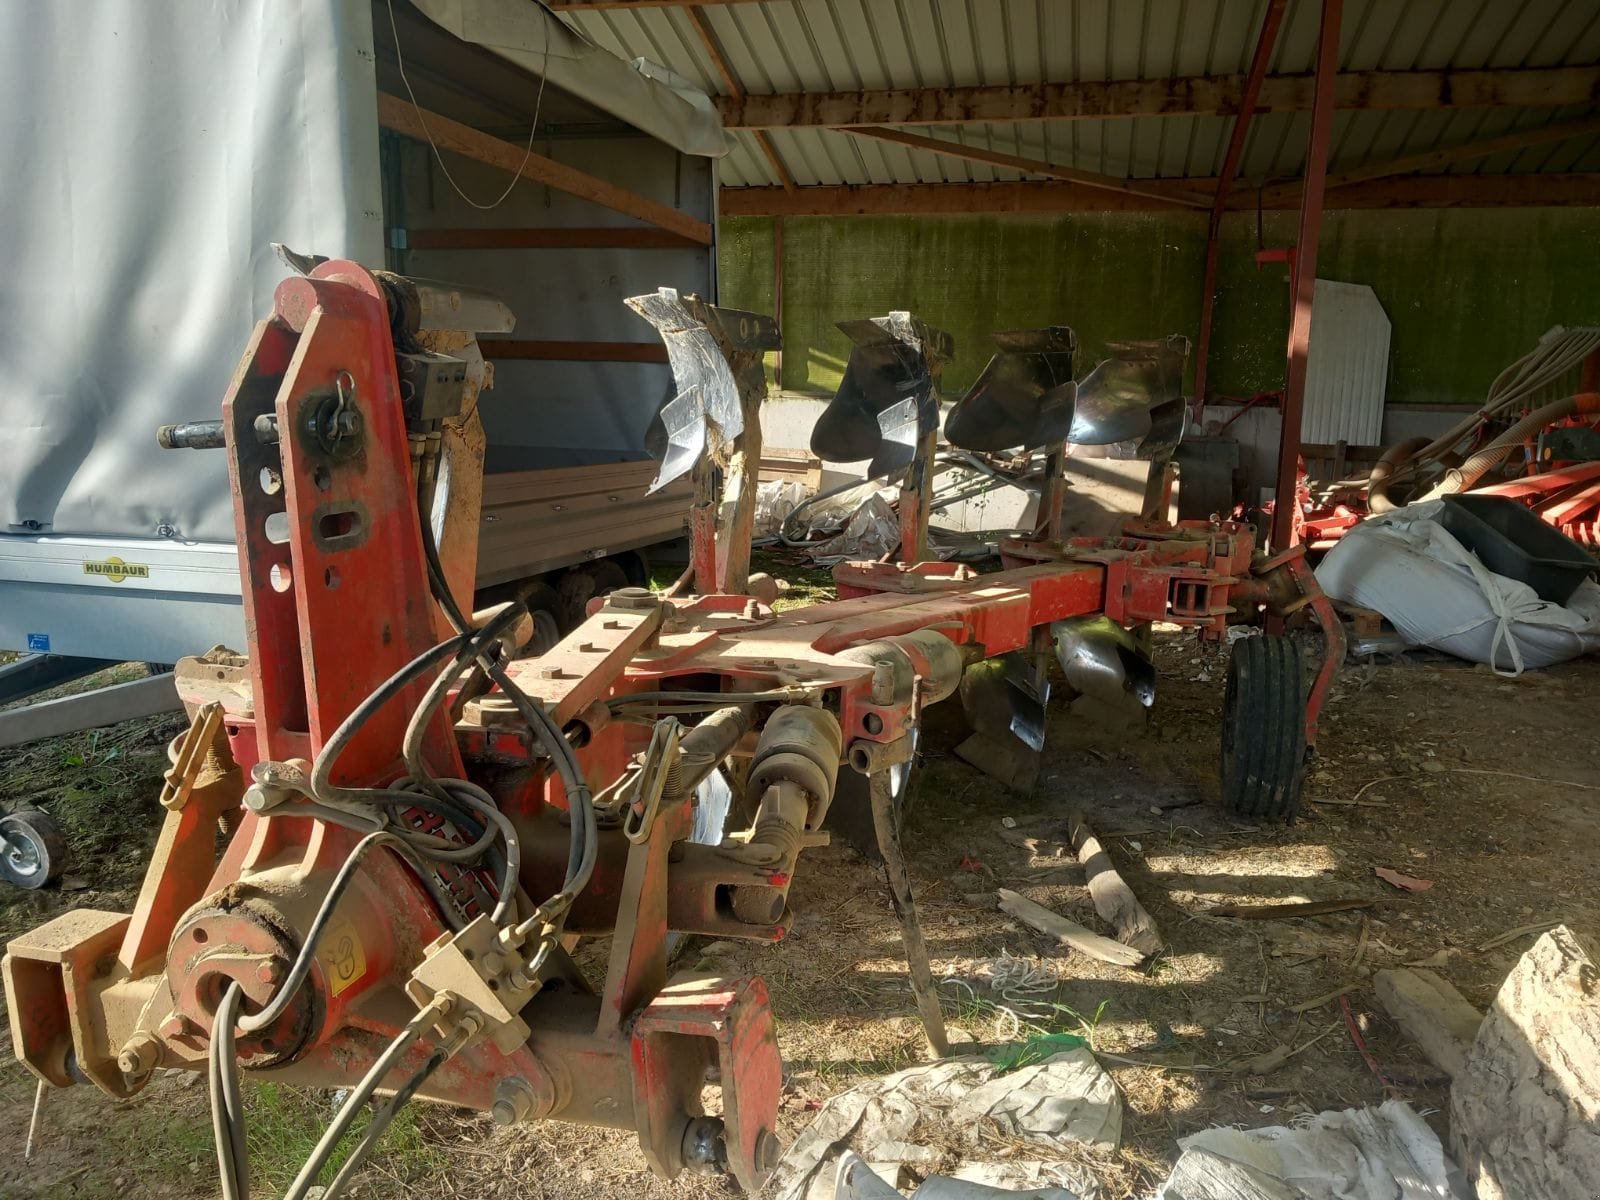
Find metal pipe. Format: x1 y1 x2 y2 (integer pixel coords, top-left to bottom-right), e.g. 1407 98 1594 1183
728 781 809 924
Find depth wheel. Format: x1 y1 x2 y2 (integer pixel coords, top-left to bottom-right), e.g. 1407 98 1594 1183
0 810 67 889
1219 635 1306 821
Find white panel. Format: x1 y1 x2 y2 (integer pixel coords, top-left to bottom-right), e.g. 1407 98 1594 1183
1302 279 1391 446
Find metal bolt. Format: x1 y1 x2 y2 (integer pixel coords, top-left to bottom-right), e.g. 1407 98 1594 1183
255 959 283 986
490 1077 537 1126
680 1116 727 1174
117 1032 162 1079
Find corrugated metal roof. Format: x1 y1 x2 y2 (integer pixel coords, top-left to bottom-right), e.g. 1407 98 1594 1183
551 0 1600 189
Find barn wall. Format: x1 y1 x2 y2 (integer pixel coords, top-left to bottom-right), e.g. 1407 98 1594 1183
718 207 1600 406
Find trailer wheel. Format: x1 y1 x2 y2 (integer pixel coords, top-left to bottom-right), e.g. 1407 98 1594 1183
521 583 564 655
559 560 630 628
0 809 67 890
1219 634 1306 822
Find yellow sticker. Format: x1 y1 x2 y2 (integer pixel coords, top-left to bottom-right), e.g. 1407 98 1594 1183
320 916 367 997
82 556 150 583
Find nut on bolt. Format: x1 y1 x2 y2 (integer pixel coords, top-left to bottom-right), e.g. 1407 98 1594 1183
490 1076 540 1126
117 1032 162 1079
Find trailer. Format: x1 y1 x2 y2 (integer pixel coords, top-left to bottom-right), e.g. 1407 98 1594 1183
0 0 719 714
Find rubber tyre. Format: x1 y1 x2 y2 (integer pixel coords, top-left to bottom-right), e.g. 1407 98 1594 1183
519 582 565 654
1219 634 1307 821
0 809 67 890
557 560 631 628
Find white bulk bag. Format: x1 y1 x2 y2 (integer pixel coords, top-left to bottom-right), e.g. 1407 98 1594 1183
1315 501 1600 675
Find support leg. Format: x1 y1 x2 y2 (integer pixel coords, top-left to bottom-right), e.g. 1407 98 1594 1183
867 771 948 1057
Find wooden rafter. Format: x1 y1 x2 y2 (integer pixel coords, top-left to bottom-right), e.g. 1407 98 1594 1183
682 6 795 191
842 126 1210 209
717 66 1600 129
1259 112 1600 204
479 340 670 363
718 174 1600 217
376 93 713 245
402 227 704 250
550 0 761 7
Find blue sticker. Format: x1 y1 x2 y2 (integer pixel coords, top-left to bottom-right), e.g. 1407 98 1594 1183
26 633 50 652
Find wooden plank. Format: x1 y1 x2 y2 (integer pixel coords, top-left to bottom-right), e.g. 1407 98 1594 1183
842 126 1209 209
719 173 1600 216
1066 811 1163 957
1261 112 1600 204
404 227 704 250
682 3 795 192
1373 967 1483 1079
717 67 1600 129
479 340 670 363
551 0 764 7
376 93 713 246
996 887 1147 968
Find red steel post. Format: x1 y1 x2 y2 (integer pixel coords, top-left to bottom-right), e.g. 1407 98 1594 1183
1270 0 1343 554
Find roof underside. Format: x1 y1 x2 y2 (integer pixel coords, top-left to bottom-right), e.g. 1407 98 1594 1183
550 0 1600 190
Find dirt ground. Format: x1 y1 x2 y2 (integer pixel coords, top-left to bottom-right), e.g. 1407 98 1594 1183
2 616 1598 1198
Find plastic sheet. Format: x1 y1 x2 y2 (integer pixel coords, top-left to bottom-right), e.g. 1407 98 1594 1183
771 1049 1119 1200
1156 1100 1466 1200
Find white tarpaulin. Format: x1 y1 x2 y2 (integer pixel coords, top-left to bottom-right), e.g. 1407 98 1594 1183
0 0 385 543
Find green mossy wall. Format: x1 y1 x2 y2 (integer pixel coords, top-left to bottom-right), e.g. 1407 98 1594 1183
718 208 1600 405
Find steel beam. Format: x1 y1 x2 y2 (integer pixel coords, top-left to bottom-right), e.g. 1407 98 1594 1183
714 67 1600 130
1260 112 1600 204
0 673 181 750
1271 0 1343 555
0 654 118 707
718 173 1600 216
841 126 1210 208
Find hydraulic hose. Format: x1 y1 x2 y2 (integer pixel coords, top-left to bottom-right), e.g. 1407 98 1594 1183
1366 437 1430 514
1419 393 1600 501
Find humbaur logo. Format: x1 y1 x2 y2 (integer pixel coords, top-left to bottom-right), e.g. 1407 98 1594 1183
82 556 151 583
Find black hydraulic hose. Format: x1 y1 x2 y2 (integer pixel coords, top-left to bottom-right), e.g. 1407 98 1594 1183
418 517 596 926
